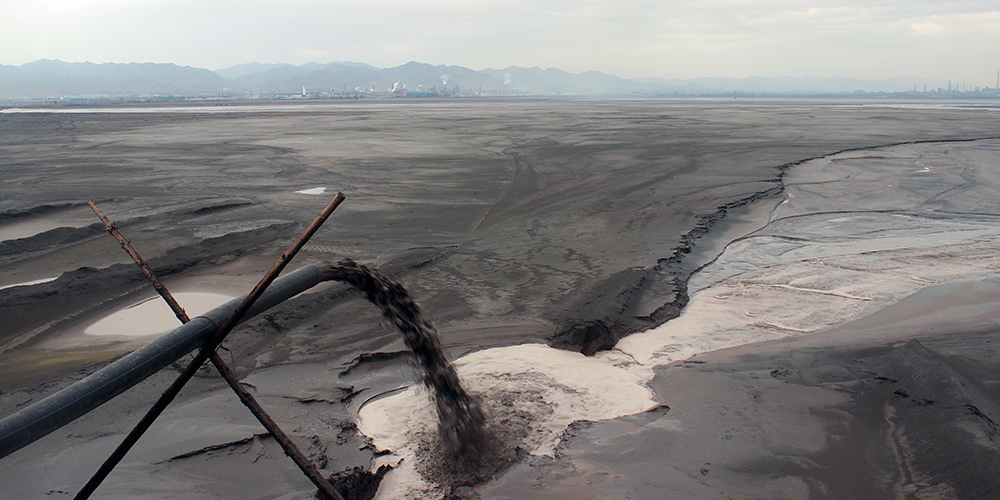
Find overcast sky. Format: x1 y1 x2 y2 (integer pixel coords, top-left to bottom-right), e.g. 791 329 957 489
2 0 998 85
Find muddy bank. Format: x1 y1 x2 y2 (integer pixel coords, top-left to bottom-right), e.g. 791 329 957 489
496 138 1000 499
362 137 1000 498
546 275 1000 499
544 327 1000 500
4 100 1000 378
2 100 1000 498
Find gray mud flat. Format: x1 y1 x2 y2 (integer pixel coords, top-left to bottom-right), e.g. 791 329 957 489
549 288 1000 500
1 99 1000 499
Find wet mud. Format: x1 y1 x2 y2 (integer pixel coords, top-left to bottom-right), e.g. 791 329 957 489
514 139 1000 499
319 260 487 466
547 328 1000 500
321 465 392 500
2 99 1000 498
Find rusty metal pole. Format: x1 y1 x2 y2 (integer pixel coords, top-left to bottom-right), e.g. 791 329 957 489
88 200 190 324
75 194 346 500
84 200 345 500
0 266 325 459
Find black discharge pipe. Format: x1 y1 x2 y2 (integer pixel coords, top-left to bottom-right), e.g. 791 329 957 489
0 264 325 459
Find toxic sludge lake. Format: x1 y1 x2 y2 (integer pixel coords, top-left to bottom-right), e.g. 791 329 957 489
1 98 1000 499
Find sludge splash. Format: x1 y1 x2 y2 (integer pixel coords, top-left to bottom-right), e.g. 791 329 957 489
319 260 487 466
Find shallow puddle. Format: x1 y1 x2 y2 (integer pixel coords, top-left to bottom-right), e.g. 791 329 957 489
0 207 95 242
294 186 327 195
84 292 233 337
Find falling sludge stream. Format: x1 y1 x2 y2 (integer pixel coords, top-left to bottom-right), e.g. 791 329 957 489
318 260 489 472
297 144 1000 498
315 259 658 499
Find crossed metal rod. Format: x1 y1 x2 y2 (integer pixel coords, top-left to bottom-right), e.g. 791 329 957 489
77 196 346 500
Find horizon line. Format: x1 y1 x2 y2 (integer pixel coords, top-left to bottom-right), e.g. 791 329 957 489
3 58 986 85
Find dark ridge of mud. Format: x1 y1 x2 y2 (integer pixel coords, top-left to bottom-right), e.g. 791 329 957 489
0 222 296 347
549 135 1000 356
0 202 83 222
319 260 488 466
339 351 412 377
180 199 253 217
550 320 621 357
0 223 105 258
0 198 258 261
160 433 270 462
548 183 783 355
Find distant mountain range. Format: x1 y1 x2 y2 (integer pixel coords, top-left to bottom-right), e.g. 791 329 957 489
0 59 959 98
0 60 230 97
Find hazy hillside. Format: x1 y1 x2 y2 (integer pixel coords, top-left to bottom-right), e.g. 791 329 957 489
479 66 637 94
219 61 505 94
0 59 962 98
213 62 343 79
634 75 951 94
381 62 503 92
0 60 232 97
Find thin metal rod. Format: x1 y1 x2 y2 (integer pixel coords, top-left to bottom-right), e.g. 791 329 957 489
210 356 344 500
88 200 189 324
0 266 324 459
218 192 345 340
75 193 346 500
83 200 344 500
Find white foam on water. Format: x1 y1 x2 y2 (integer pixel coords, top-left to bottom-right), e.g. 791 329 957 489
359 140 1000 499
294 187 327 195
84 292 233 337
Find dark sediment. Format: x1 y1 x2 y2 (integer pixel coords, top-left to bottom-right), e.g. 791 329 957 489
548 184 783 355
319 260 488 466
0 221 295 353
550 135 1000 356
320 465 392 500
